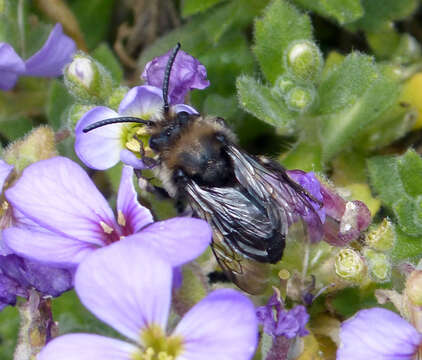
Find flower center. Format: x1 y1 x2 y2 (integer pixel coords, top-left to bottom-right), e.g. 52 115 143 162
132 325 183 360
122 124 154 158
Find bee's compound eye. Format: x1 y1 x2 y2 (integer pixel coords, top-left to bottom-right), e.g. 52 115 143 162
215 133 227 144
176 111 190 126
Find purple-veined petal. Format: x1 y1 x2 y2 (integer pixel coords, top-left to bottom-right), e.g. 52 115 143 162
337 308 422 360
5 157 116 246
0 159 13 190
129 217 212 267
171 104 199 115
142 49 210 105
0 43 25 90
75 240 172 342
38 333 137 360
3 227 96 268
119 149 153 170
24 23 76 77
75 106 123 170
118 85 164 120
117 166 153 234
173 289 258 360
0 254 72 297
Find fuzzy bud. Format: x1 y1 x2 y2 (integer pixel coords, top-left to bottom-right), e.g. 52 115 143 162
334 248 366 283
3 126 58 172
272 75 295 97
108 86 129 110
365 218 396 252
406 270 422 306
67 104 94 131
64 52 113 103
285 85 315 112
285 40 323 82
362 248 391 283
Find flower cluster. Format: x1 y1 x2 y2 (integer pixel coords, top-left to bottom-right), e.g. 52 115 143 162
0 24 76 90
74 49 208 170
38 239 258 360
0 159 72 309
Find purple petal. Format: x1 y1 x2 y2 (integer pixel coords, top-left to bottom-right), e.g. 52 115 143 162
3 227 95 267
142 49 210 105
24 23 76 77
129 217 212 266
173 289 258 360
0 43 25 90
338 308 422 360
0 159 13 190
118 85 164 120
117 166 153 234
275 305 309 338
75 106 123 170
119 149 153 170
5 157 117 246
171 104 199 115
0 254 72 298
75 239 172 342
38 334 137 360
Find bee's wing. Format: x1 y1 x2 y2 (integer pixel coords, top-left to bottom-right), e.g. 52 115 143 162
185 182 274 294
225 145 323 242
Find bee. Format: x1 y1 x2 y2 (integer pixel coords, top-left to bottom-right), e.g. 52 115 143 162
83 43 322 294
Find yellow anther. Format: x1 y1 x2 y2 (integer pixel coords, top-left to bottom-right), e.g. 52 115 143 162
278 269 290 280
100 221 114 234
126 138 141 153
1 201 8 211
158 352 174 360
137 127 148 136
118 210 126 227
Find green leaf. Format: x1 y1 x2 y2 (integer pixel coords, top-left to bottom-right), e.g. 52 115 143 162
69 0 115 50
397 150 422 198
367 155 404 209
182 0 226 17
368 151 422 237
0 116 33 140
253 0 313 84
292 0 363 25
46 80 74 131
392 228 422 262
317 53 399 160
92 43 123 84
347 0 418 32
236 75 296 132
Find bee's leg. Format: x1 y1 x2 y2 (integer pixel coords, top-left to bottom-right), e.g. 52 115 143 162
134 170 172 200
133 135 157 168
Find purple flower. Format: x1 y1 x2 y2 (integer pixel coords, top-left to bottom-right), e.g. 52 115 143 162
320 184 371 246
142 49 210 105
256 293 309 339
287 170 325 243
286 170 371 245
38 240 258 360
75 86 198 170
0 159 72 309
338 308 422 360
0 23 76 90
3 157 211 269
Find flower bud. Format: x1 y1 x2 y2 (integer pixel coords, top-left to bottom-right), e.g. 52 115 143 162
64 52 113 103
285 40 323 82
271 75 295 97
285 85 316 113
67 104 94 130
365 218 396 252
406 270 422 306
362 248 391 283
107 86 129 110
3 126 58 172
334 248 366 283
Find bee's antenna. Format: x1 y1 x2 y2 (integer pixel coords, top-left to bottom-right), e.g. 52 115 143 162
163 42 181 115
83 117 154 133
